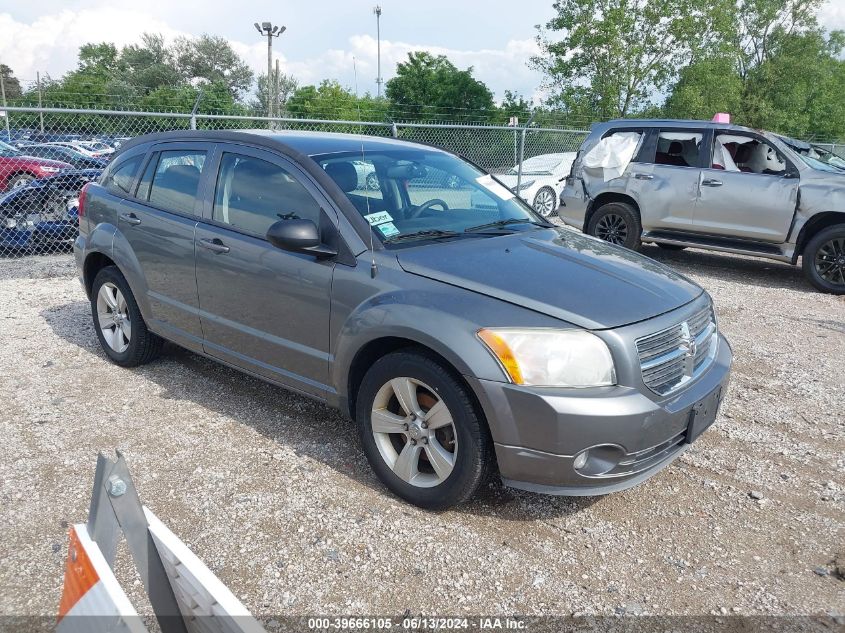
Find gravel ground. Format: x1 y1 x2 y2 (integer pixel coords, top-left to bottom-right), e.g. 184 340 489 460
0 248 843 622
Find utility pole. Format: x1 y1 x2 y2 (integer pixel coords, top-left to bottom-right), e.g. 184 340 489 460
373 6 383 98
274 58 281 126
254 21 286 120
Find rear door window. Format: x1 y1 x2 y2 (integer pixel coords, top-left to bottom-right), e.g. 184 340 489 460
146 150 207 215
651 131 704 168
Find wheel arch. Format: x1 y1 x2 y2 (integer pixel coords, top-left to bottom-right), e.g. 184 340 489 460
585 192 641 230
83 251 117 297
794 211 845 261
344 336 485 426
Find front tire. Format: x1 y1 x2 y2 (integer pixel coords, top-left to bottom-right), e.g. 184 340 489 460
8 173 35 190
587 201 642 251
355 351 494 510
532 186 557 217
802 225 845 294
91 266 163 366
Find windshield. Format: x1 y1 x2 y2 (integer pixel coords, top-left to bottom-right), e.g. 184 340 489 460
312 148 546 245
0 140 21 157
798 153 843 173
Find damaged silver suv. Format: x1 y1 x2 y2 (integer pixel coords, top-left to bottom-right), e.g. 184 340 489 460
560 119 845 294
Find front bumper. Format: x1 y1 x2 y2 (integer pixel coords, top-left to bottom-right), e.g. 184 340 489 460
469 333 732 495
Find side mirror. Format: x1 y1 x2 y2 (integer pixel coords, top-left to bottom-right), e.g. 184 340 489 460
266 218 336 258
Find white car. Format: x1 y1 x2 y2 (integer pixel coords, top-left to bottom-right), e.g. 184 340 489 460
72 140 115 156
495 152 576 216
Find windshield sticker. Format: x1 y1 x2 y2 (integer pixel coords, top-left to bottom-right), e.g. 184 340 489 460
364 210 393 226
376 222 400 237
475 174 514 200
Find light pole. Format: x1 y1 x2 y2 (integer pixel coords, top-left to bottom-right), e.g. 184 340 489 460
254 21 286 119
373 6 383 98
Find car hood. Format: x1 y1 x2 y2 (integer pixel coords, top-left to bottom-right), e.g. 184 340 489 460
396 228 703 330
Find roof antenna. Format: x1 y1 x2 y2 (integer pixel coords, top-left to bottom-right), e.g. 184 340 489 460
353 56 378 279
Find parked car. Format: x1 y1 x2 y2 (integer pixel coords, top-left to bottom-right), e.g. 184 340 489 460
73 139 116 156
75 130 732 509
20 144 109 170
560 119 845 294
0 169 98 253
495 153 576 217
0 140 74 191
46 142 110 159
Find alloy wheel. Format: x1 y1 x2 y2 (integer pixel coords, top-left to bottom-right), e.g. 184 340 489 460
370 377 457 488
96 282 131 353
595 213 629 245
814 236 845 286
533 188 556 217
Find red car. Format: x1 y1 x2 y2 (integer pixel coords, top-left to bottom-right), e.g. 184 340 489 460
0 141 73 191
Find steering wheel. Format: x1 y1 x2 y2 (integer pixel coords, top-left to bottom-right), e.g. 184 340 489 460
408 198 449 219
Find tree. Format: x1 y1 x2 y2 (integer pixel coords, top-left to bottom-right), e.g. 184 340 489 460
663 56 745 120
532 0 719 120
385 52 495 121
173 34 253 100
0 64 21 99
286 80 369 120
119 33 181 95
253 71 299 116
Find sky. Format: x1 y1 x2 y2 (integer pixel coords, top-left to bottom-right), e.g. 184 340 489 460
1 0 845 104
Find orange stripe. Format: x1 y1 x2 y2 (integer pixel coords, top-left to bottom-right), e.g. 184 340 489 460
57 526 100 621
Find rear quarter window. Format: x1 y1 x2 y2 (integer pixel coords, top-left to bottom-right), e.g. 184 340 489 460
102 154 143 196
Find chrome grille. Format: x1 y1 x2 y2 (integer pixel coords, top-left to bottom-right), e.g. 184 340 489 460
636 305 717 396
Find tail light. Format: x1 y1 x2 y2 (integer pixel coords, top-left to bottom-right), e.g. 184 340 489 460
78 182 91 219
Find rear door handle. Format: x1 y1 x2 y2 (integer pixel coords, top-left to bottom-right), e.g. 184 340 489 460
198 238 230 254
702 178 723 187
634 173 654 180
119 212 141 226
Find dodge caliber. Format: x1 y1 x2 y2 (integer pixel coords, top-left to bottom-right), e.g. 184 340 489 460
74 130 732 509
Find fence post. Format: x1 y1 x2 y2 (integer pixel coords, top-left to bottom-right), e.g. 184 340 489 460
391 121 398 138
37 72 45 133
516 110 538 194
0 68 9 140
189 91 203 130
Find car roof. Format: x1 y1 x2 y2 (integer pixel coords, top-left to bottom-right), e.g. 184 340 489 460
117 129 450 159
595 119 761 135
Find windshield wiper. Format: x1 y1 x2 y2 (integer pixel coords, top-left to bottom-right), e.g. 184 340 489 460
463 218 551 233
384 229 461 243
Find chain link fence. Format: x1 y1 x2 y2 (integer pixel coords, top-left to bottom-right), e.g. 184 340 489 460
0 106 588 259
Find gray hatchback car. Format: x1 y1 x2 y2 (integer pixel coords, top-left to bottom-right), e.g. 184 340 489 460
74 130 732 509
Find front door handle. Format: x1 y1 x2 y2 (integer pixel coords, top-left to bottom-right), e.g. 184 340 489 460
634 173 654 180
119 212 141 226
198 238 230 254
702 178 723 187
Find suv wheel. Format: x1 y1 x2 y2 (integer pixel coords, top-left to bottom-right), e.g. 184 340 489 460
802 225 845 294
532 187 557 217
587 202 642 250
355 351 493 510
91 266 164 366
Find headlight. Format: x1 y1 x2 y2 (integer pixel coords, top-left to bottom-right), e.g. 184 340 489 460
477 328 616 387
40 167 61 173
5 218 17 228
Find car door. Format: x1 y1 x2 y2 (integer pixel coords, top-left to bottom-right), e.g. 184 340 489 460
114 144 211 352
626 128 706 231
194 144 336 397
694 131 798 242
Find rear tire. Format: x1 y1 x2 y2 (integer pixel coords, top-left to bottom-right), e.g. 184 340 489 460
587 202 642 251
802 224 845 294
355 351 494 510
91 266 164 366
